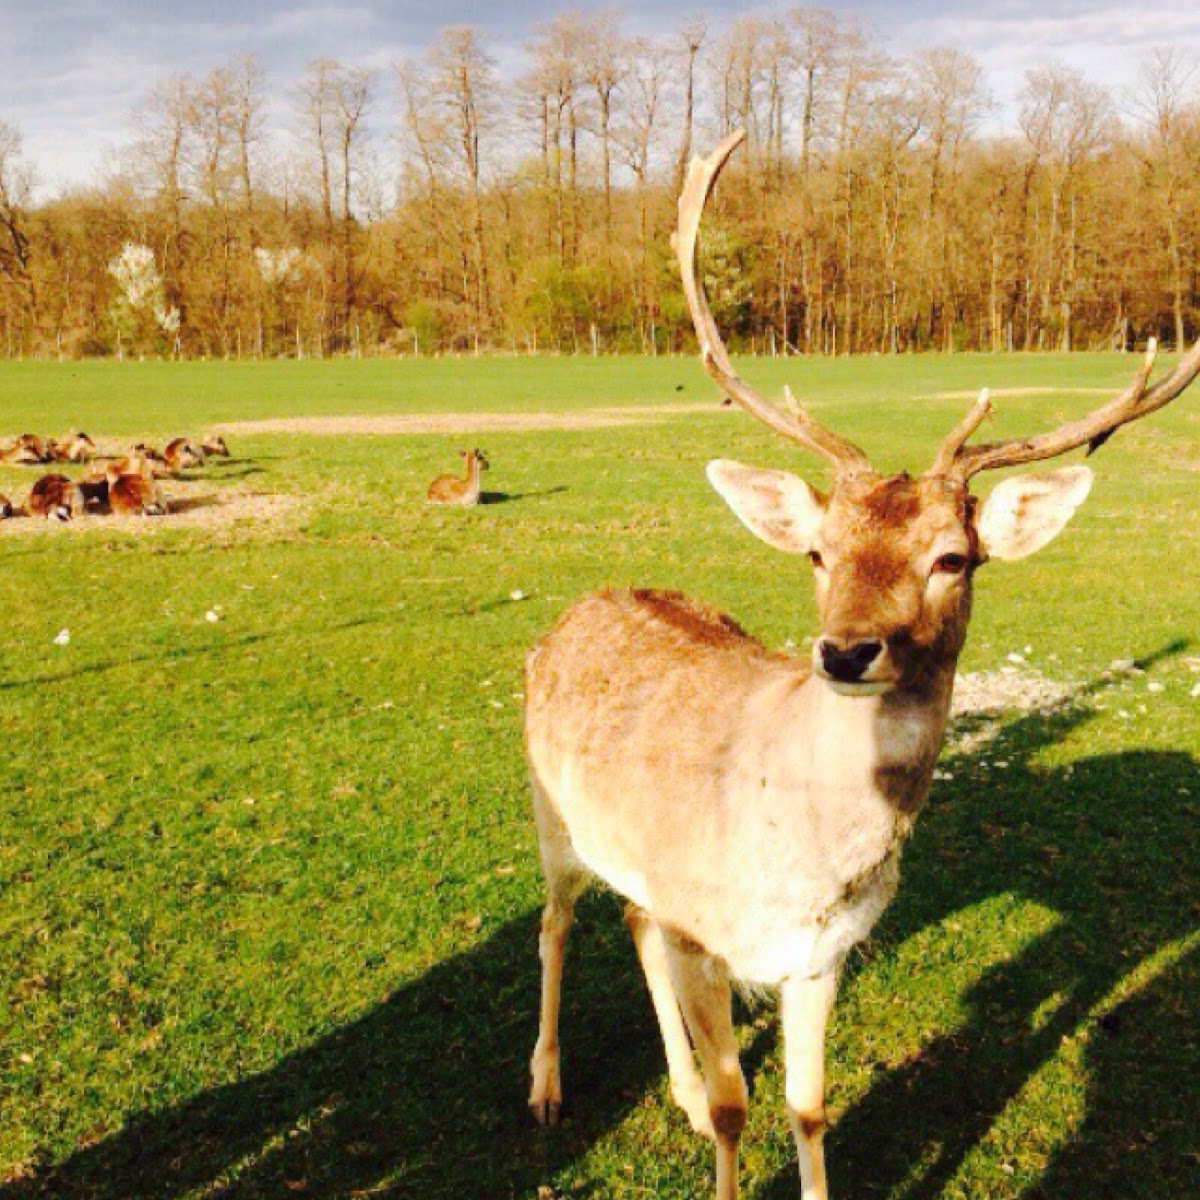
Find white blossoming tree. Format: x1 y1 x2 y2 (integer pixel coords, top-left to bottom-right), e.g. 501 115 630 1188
108 243 181 357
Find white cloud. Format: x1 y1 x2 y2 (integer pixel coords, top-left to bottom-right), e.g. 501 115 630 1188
3 0 1199 193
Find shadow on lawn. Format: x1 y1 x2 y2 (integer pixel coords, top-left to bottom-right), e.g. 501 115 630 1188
7 654 1199 1199
760 650 1200 1199
478 486 568 505
2 894 665 1200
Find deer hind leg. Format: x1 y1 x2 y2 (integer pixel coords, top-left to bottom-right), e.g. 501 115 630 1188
625 905 713 1138
782 972 838 1200
528 778 588 1127
663 933 748 1200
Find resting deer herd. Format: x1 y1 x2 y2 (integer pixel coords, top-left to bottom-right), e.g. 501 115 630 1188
524 132 1200 1200
0 431 230 521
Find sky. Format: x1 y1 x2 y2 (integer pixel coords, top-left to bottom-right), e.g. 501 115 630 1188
3 0 1199 194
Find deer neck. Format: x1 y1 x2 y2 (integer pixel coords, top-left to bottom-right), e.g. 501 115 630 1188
463 456 481 499
796 655 956 815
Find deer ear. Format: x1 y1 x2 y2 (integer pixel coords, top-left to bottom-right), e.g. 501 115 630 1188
976 465 1093 561
706 459 826 554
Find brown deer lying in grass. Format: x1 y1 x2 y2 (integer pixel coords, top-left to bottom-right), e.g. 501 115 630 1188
51 432 97 463
1 432 95 464
427 448 488 505
28 474 83 521
128 443 174 477
525 131 1200 1200
104 456 167 515
163 437 206 471
2 434 54 465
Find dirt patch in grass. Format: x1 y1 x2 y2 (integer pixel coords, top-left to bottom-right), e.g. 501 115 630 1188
929 387 1111 401
0 484 303 537
214 403 721 436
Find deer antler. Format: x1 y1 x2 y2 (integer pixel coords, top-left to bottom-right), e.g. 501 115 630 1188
931 336 1200 482
674 130 872 476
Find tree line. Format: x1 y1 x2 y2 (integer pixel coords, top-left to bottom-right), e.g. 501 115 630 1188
1 7 1198 360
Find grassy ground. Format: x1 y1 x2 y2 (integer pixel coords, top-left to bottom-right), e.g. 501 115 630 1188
0 353 1198 1199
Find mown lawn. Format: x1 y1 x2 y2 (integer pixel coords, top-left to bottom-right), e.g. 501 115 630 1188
0 353 1198 1199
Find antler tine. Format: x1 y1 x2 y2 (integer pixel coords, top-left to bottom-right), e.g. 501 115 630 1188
928 388 992 477
936 336 1200 482
673 131 871 475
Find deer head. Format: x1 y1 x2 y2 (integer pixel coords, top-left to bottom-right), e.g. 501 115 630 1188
678 131 1200 696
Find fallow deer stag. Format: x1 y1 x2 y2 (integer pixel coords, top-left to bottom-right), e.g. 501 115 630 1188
525 130 1200 1200
426 448 488 505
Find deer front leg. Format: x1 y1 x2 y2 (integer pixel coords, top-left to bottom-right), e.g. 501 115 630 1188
529 895 573 1125
625 905 714 1138
781 972 838 1200
663 934 747 1200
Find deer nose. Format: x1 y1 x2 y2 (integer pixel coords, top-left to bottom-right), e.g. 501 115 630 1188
818 638 884 683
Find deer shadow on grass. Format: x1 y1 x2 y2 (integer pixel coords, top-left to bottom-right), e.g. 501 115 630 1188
6 654 1197 1200
0 894 668 1200
757 648 1200 1199
478 486 568 505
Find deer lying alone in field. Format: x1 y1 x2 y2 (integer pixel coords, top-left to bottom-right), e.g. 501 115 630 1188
427 448 488 505
525 131 1200 1200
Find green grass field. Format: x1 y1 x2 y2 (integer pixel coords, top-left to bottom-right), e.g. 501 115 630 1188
1 354 1198 1199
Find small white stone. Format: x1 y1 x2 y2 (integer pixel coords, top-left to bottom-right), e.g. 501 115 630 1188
510 589 526 601
1110 658 1136 673
1147 681 1165 694
1191 682 1200 699
204 610 220 623
1007 653 1026 665
53 628 70 646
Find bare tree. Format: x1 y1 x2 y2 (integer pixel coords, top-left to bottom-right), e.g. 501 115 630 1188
672 16 708 194
429 26 496 336
1020 63 1115 350
617 37 665 346
0 119 35 347
581 10 626 243
1127 48 1198 348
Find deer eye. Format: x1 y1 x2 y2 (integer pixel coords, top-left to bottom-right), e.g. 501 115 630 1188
808 550 825 569
931 552 968 575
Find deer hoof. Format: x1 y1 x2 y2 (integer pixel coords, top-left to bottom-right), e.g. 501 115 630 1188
671 1079 715 1140
529 1097 562 1127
